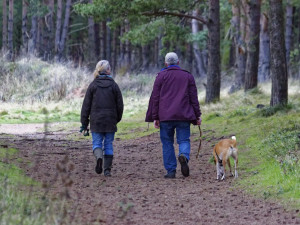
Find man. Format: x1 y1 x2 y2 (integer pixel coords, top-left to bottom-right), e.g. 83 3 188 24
145 52 201 178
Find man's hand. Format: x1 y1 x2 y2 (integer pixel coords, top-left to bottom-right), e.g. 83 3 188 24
154 120 160 129
197 117 202 126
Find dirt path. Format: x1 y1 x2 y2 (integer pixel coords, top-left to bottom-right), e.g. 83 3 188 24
0 125 299 225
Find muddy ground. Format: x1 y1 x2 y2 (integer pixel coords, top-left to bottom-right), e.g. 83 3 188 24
0 124 299 225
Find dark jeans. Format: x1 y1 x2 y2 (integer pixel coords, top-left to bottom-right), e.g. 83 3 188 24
160 121 190 174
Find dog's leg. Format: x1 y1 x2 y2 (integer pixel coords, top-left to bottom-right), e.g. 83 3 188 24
227 159 234 177
216 162 220 180
221 160 226 180
234 157 238 178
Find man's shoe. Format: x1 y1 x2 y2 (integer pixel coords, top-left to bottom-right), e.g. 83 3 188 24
178 154 189 177
164 172 176 179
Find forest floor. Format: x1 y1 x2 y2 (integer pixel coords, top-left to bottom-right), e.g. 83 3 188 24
0 123 299 225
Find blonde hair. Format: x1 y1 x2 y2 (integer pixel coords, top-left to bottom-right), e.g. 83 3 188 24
93 60 111 78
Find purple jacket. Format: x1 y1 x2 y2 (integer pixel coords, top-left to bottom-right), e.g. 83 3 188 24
145 66 201 124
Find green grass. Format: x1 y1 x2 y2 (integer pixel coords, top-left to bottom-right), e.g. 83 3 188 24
201 88 300 209
0 147 75 224
0 101 82 124
1 80 300 213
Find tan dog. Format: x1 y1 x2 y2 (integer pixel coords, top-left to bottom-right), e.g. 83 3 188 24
213 136 238 180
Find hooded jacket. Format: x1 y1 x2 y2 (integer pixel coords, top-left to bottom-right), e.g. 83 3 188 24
81 75 124 133
145 66 201 124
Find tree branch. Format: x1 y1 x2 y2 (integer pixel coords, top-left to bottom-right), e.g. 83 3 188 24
142 11 207 25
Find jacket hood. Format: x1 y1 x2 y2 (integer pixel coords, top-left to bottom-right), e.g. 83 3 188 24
95 76 114 88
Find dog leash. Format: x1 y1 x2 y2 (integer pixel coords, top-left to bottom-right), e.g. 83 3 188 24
196 125 202 158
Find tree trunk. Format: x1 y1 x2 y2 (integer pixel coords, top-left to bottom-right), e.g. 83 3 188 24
94 23 100 59
206 0 221 103
258 13 270 82
87 0 95 61
142 44 150 70
244 0 261 91
229 39 236 68
21 0 28 54
37 17 44 57
124 19 131 68
157 33 164 67
100 21 107 59
269 0 288 106
230 0 247 93
192 9 207 78
285 0 293 65
111 28 118 72
2 0 8 52
55 0 62 57
298 8 300 79
57 0 72 61
8 0 14 60
106 20 111 63
44 0 54 60
28 15 38 55
88 17 95 60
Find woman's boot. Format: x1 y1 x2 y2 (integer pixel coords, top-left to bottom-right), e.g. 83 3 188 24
104 155 113 177
93 148 103 174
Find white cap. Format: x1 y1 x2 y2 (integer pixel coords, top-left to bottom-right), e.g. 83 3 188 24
165 52 179 65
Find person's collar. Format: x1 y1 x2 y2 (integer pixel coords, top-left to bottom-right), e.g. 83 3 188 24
160 65 180 71
98 73 113 79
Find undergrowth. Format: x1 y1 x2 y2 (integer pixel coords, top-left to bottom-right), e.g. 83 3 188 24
0 55 300 215
201 87 300 209
0 147 75 225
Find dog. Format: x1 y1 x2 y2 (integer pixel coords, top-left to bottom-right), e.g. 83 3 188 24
213 136 238 180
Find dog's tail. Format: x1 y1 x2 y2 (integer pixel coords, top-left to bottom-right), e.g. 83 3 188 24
231 136 237 148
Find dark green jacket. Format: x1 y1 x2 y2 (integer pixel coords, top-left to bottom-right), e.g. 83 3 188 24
81 75 123 132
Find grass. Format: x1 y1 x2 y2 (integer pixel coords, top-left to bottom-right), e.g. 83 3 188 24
0 54 299 216
199 84 300 209
0 147 69 224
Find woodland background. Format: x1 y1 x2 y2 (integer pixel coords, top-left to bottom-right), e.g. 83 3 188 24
0 1 300 223
1 0 300 105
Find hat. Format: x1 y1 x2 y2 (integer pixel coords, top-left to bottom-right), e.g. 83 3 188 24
165 52 179 65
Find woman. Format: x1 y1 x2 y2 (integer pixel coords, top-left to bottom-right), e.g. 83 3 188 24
81 60 123 176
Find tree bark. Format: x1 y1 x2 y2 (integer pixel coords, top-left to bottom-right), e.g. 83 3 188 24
88 0 95 61
106 19 112 63
258 13 270 82
55 0 62 57
124 19 131 67
8 0 14 60
21 0 28 54
269 0 288 106
57 0 72 60
28 15 38 55
244 0 261 91
88 17 95 60
285 0 293 65
142 44 150 70
94 23 100 59
44 0 54 60
2 0 8 52
192 9 207 78
111 28 118 72
37 17 44 57
100 21 107 59
230 0 248 93
206 0 221 103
